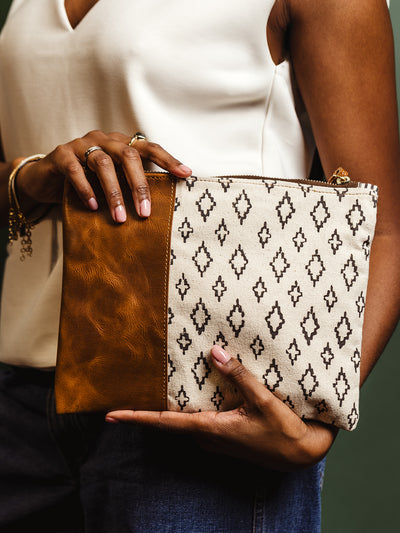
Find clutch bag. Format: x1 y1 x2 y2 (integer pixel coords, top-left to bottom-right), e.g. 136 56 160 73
55 170 378 430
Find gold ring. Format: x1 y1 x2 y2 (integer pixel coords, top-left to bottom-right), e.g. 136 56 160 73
84 146 103 168
128 132 147 147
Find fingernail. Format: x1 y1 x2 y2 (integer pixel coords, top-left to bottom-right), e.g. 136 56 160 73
178 164 192 174
140 199 151 217
88 197 98 210
105 416 119 424
212 345 231 364
114 205 127 223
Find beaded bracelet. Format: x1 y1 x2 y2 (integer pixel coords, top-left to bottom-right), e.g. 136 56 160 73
8 154 46 261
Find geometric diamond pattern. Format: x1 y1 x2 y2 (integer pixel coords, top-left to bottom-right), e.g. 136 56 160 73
305 249 325 287
310 196 330 232
167 175 378 430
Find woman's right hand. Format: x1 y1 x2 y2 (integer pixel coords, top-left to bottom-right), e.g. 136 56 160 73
16 130 192 222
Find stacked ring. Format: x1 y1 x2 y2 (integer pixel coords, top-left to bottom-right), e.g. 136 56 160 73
128 132 147 147
84 145 103 168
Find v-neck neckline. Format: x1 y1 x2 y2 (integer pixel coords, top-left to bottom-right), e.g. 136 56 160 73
61 0 102 32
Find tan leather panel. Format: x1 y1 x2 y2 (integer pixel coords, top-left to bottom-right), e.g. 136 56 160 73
55 172 176 413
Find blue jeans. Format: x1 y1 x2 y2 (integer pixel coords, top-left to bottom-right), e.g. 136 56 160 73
0 365 325 532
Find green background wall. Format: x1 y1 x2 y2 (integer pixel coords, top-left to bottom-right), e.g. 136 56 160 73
0 2 399 531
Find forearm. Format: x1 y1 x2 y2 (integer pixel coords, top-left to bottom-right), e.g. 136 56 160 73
359 232 400 385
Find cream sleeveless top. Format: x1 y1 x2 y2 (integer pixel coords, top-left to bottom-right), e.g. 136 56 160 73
0 0 315 367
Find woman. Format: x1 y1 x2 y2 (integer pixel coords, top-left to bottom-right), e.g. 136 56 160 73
0 0 399 531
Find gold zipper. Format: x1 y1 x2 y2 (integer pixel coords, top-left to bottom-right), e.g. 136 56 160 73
144 167 355 187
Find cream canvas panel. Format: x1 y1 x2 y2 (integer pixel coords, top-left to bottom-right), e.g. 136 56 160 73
167 176 378 431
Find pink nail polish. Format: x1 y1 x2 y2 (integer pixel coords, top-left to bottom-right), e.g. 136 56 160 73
114 205 127 223
178 164 192 174
88 197 98 210
140 199 151 217
105 416 119 424
212 345 231 364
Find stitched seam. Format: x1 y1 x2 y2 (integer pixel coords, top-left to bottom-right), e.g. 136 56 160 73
162 177 176 410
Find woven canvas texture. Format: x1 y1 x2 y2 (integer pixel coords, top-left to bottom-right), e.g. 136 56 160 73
167 176 378 430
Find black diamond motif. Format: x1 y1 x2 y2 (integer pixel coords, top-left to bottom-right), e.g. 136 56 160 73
334 312 352 349
328 229 343 255
298 363 319 400
362 235 371 260
190 298 211 335
232 189 252 225
262 179 277 193
262 358 283 392
265 301 285 340
175 273 190 301
250 335 265 360
286 338 301 366
305 249 325 287
288 281 303 307
315 400 328 414
323 285 338 313
310 196 330 232
276 191 296 229
341 254 359 291
283 396 295 409
211 386 225 410
212 275 227 302
178 217 194 243
370 188 378 209
214 331 228 349
227 299 245 338
356 292 366 318
292 227 307 252
185 176 197 191
218 177 232 192
175 385 190 410
168 307 174 325
258 221 272 248
168 354 176 382
177 328 192 354
346 200 366 236
196 189 216 222
174 197 181 212
252 277 267 303
347 403 359 430
320 343 334 369
170 249 176 266
229 244 248 279
193 241 213 277
334 187 348 202
351 348 361 372
333 367 350 407
299 184 313 197
215 218 230 246
270 247 290 283
300 307 320 345
192 352 212 390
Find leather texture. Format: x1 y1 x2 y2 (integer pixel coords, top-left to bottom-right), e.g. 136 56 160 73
55 172 176 413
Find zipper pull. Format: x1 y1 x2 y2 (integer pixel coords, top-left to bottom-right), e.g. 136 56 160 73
328 167 351 185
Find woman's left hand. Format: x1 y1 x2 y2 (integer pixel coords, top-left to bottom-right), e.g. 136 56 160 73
106 345 338 471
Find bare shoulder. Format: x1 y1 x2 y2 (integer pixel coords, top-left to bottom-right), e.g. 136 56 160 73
268 0 392 64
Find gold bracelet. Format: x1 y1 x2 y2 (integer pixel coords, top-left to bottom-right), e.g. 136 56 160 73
8 154 46 261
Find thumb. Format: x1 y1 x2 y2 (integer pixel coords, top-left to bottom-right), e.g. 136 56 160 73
211 345 275 406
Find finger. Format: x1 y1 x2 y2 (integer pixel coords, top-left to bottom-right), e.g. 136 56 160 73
106 133 192 178
138 141 192 178
76 141 126 223
105 409 217 436
211 345 281 411
100 140 151 218
52 144 98 210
